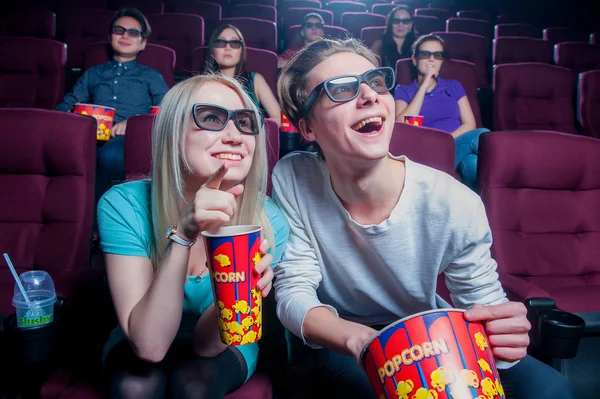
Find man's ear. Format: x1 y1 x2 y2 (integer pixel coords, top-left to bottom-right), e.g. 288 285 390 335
140 38 147 51
300 29 305 38
298 118 316 142
411 56 417 67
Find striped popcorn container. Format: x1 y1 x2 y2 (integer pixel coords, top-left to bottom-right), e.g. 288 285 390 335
360 309 506 399
73 103 115 141
202 226 263 346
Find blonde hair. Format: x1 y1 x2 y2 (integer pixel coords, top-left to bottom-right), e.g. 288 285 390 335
150 73 274 269
277 37 379 130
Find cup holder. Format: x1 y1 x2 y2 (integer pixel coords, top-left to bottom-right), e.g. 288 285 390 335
2 302 61 368
538 308 585 359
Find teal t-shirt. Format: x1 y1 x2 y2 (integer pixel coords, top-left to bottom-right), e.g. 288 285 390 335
97 179 289 381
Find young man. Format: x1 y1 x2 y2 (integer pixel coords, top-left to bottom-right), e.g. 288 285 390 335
272 38 574 399
278 13 325 69
57 8 169 205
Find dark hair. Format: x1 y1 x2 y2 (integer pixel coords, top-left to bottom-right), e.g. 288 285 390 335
303 12 325 25
278 38 377 128
412 34 445 57
204 24 247 77
381 6 415 69
110 8 151 38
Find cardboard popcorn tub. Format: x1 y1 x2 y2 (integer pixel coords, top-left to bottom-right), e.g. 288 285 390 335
73 103 115 141
360 309 505 399
202 225 263 346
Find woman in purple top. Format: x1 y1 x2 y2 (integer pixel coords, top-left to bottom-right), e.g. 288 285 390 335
394 34 488 189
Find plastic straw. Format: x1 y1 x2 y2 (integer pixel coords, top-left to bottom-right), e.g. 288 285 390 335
3 253 33 305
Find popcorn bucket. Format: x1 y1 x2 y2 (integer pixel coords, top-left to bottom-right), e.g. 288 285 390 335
149 106 160 115
404 115 424 127
360 309 505 399
202 225 263 346
280 112 298 133
73 104 115 141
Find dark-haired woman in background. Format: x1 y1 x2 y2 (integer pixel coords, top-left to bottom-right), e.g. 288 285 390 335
394 34 488 190
204 24 281 126
370 6 415 69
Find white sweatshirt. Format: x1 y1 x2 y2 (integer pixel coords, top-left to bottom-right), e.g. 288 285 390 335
272 152 508 346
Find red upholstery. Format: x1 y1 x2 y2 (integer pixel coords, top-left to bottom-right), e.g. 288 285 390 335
83 42 176 87
280 7 333 32
0 109 97 314
414 7 451 23
107 0 164 14
457 10 490 21
281 0 322 11
478 130 600 313
390 121 455 175
147 13 204 74
554 42 600 79
57 10 116 69
341 12 386 39
412 15 444 36
493 63 576 133
286 24 348 48
371 3 395 16
361 26 385 48
0 8 56 39
493 37 553 65
543 27 589 46
219 17 277 52
326 1 366 26
192 46 278 96
395 58 484 128
124 114 154 181
431 31 488 87
446 17 492 44
578 70 600 139
171 1 221 40
494 23 539 39
0 38 66 109
264 118 280 195
232 0 276 6
230 4 277 22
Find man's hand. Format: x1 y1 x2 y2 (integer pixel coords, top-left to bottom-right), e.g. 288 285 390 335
464 302 531 362
112 120 128 137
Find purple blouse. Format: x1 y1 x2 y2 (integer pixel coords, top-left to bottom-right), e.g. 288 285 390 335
394 78 467 133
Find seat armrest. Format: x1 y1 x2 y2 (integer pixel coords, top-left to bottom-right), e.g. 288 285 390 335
498 273 552 302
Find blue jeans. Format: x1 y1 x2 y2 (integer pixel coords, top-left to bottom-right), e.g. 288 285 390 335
454 128 489 191
294 351 574 399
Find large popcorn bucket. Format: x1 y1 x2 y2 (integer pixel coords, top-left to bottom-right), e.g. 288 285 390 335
202 226 263 346
73 104 115 141
404 115 424 127
360 309 505 399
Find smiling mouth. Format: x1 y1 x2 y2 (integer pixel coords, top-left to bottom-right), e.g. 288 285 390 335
213 153 242 161
351 117 384 134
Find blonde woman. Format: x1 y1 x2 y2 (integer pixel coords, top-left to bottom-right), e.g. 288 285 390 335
97 74 289 399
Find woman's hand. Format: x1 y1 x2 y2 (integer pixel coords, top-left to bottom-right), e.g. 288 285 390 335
255 239 274 297
177 163 244 240
421 65 437 89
